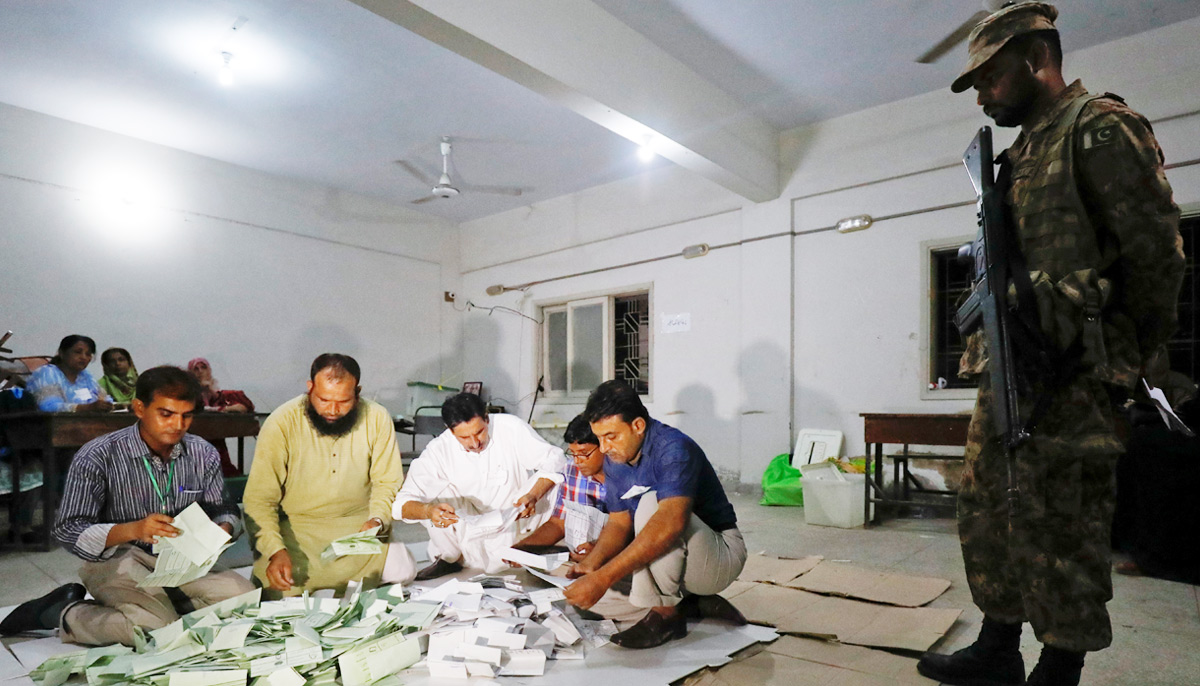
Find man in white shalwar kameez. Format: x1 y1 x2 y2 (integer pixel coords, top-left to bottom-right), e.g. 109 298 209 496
395 393 566 578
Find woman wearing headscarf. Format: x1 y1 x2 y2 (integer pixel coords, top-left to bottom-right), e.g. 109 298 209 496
187 357 255 476
26 335 112 412
98 347 138 405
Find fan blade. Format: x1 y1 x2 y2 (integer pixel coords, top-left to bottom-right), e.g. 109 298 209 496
916 10 989 64
393 160 435 186
410 195 439 205
458 183 527 197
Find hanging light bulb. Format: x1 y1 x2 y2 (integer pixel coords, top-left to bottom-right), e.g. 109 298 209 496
218 52 234 87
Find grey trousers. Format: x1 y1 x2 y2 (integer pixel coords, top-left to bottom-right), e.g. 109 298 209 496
628 491 747 608
61 545 255 646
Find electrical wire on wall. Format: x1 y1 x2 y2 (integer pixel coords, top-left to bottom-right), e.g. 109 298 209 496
452 296 543 413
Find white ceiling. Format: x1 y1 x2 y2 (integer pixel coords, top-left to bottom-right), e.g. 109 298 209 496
2 0 1198 223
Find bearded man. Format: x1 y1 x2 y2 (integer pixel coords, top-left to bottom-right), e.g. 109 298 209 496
243 354 402 597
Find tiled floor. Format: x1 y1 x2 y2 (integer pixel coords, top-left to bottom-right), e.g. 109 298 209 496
2 492 1197 684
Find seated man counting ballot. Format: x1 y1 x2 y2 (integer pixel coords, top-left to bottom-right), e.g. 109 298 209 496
508 414 608 561
243 354 402 597
395 392 566 579
0 366 253 646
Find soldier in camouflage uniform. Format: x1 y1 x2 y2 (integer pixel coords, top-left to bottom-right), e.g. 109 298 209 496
917 4 1186 686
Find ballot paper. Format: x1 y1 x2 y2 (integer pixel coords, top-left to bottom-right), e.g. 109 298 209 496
139 503 233 588
167 669 247 686
500 547 570 571
320 525 384 561
337 631 421 686
563 500 608 550
524 565 574 589
160 502 233 565
1143 379 1195 436
461 506 521 541
499 648 547 676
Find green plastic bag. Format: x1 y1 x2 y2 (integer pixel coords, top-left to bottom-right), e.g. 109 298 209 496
760 453 804 507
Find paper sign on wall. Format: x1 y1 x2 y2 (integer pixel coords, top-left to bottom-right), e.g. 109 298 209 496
660 313 691 333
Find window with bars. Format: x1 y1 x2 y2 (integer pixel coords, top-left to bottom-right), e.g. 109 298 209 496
541 291 650 399
928 215 1199 392
930 247 976 390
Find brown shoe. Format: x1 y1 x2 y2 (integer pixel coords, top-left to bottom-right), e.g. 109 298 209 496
610 609 687 649
414 558 463 581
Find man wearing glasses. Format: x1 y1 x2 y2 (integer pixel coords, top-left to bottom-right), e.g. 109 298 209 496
509 415 608 560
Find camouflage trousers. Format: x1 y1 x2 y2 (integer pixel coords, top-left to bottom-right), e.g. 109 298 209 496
958 372 1123 652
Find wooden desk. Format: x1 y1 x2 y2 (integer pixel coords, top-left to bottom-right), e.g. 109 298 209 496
0 411 260 551
861 413 971 526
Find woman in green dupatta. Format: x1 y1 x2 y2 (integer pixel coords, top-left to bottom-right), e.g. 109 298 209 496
98 347 138 404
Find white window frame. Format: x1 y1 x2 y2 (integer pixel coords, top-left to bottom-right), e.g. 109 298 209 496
920 235 979 401
538 287 651 403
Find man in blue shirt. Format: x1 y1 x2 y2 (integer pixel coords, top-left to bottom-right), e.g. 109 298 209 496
564 380 748 648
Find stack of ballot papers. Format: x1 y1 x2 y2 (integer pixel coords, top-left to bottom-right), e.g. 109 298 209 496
27 570 622 685
140 502 233 588
320 526 384 561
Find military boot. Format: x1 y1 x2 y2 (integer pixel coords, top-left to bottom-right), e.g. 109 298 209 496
916 617 1025 686
1025 645 1085 686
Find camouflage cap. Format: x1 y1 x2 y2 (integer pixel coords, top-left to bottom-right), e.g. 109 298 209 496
951 2 1059 93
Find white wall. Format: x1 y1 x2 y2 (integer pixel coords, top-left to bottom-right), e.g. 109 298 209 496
456 17 1200 484
0 102 461 462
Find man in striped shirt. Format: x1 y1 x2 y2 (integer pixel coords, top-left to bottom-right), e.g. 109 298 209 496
0 366 253 646
509 414 608 559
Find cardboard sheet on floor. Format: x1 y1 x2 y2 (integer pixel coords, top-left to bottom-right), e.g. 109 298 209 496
690 651 914 686
763 635 936 685
0 643 29 681
785 561 951 607
7 636 81 672
728 583 959 652
737 555 823 585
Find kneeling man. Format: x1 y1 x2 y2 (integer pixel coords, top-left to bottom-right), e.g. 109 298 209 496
396 392 565 578
243 354 402 597
0 366 254 646
564 380 747 648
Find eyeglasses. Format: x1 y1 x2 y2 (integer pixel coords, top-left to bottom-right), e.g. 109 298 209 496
567 446 599 462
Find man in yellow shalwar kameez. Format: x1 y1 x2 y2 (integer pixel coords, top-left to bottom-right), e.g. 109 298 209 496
243 353 402 597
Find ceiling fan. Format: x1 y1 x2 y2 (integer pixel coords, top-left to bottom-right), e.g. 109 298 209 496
916 0 1013 64
395 136 528 205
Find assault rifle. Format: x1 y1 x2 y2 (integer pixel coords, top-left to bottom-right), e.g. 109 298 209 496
953 127 1030 451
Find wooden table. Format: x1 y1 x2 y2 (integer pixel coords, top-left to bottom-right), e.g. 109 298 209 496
0 411 260 551
861 412 971 526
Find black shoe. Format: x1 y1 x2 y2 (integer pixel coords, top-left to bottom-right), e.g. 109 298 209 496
678 594 748 625
414 558 463 581
610 609 688 649
0 583 86 636
1025 645 1084 686
916 618 1025 686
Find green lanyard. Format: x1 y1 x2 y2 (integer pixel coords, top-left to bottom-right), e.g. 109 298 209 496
140 455 175 513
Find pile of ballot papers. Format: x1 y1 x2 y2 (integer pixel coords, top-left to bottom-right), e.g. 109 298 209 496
27 569 618 686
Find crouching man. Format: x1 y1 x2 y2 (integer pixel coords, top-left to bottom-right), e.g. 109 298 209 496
563 380 748 648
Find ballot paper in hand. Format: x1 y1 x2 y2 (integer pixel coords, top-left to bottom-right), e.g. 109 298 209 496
461 507 521 541
500 547 569 571
139 503 232 588
1143 379 1195 436
563 500 607 550
320 525 384 561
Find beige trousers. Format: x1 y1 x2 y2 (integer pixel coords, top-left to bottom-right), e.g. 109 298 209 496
61 545 255 646
628 491 747 608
